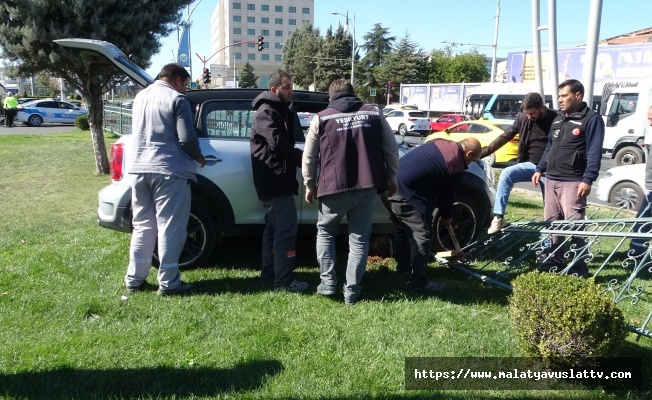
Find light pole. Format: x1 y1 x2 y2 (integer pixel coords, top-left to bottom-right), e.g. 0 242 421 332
330 11 355 88
178 0 203 82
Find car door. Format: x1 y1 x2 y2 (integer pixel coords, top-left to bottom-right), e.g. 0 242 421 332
385 110 402 132
54 101 84 123
34 101 59 123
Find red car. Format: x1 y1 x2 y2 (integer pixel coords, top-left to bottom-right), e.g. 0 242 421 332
430 114 469 131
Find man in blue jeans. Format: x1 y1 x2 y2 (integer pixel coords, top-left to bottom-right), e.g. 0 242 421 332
303 79 399 305
482 92 558 234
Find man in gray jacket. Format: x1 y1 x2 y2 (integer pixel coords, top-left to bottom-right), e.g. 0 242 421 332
124 63 205 296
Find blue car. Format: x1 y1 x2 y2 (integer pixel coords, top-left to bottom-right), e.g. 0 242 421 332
16 99 88 127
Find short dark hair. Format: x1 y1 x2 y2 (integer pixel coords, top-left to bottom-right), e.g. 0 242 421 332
559 79 584 97
158 63 190 82
269 69 291 89
328 79 355 97
521 92 544 110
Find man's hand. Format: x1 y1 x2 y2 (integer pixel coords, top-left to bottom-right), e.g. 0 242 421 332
305 188 317 204
577 182 592 198
387 181 398 197
532 171 542 187
196 155 206 168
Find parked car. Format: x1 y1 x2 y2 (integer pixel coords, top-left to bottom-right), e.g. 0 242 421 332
385 109 431 136
381 104 418 116
431 114 470 132
16 99 88 126
67 100 86 109
17 97 39 104
595 163 646 210
297 112 314 129
56 38 496 268
425 119 518 167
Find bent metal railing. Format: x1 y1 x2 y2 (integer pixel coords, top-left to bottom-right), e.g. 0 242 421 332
438 204 652 340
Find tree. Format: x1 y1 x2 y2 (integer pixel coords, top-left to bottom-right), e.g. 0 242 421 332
313 26 352 92
374 32 428 103
428 47 489 83
0 0 192 174
283 23 321 89
239 61 258 88
358 23 395 103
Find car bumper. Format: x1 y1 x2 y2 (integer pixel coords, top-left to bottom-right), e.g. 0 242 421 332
97 182 132 232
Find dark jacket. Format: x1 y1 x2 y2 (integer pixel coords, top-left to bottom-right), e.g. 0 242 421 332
536 102 605 184
250 91 302 200
480 108 557 165
395 139 467 222
316 92 388 197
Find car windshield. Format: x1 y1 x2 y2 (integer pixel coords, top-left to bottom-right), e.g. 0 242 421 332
408 112 427 118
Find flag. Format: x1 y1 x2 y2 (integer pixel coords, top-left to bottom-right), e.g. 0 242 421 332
177 24 190 68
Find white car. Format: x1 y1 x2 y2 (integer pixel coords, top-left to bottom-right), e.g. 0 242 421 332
16 99 88 126
595 163 646 210
297 112 314 129
385 109 431 137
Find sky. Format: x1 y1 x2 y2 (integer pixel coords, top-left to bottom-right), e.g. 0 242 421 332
144 0 652 82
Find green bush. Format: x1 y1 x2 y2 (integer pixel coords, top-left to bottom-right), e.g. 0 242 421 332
75 115 89 130
508 271 628 362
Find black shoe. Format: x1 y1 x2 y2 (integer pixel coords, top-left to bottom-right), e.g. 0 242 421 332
126 283 144 294
157 281 194 296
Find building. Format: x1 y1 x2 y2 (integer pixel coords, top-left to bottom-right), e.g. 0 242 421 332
210 0 314 88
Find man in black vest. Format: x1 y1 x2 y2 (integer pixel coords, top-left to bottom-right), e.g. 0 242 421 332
302 79 399 305
532 79 605 278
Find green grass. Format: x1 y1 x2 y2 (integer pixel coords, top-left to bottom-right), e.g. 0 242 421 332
0 131 650 399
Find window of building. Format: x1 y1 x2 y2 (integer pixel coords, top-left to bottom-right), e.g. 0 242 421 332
275 18 282 24
233 15 241 22
248 43 255 48
275 30 283 37
262 54 270 61
233 28 241 34
275 54 282 62
289 19 296 25
275 5 282 12
275 42 283 49
289 6 296 13
262 17 269 23
234 53 242 59
302 7 309 14
247 4 255 10
232 41 242 47
247 28 255 35
302 20 310 25
261 29 269 35
247 16 255 23
261 75 269 88
248 54 255 60
233 3 241 9
261 5 269 11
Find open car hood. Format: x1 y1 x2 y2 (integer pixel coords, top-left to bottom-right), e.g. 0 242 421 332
54 38 154 87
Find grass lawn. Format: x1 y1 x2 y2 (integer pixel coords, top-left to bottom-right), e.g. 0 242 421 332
0 131 650 399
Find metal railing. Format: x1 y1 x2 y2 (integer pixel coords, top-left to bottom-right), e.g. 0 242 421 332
103 102 132 136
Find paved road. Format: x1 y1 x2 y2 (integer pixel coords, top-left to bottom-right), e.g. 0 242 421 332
0 124 78 136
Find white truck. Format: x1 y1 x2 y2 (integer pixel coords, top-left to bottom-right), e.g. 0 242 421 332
601 80 652 165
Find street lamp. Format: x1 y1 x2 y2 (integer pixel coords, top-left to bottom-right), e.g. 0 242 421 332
178 0 203 82
330 11 355 88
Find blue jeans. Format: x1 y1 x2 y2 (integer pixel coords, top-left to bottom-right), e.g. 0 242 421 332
494 162 545 216
630 189 652 255
389 196 431 289
316 188 377 295
261 195 298 288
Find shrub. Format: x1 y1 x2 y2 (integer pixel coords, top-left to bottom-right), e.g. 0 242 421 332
75 115 90 130
75 94 82 100
508 271 628 363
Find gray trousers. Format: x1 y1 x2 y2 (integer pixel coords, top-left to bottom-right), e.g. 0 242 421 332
125 173 191 290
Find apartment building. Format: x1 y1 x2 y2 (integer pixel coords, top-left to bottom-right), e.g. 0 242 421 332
211 0 314 88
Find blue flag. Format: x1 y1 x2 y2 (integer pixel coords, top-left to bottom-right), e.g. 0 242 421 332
177 25 190 67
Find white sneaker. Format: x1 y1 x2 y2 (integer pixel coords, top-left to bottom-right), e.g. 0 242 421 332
487 216 508 234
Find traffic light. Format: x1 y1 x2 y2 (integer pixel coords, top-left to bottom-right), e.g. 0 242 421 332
257 36 265 52
202 68 211 84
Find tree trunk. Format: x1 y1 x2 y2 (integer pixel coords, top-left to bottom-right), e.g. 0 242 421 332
87 82 110 175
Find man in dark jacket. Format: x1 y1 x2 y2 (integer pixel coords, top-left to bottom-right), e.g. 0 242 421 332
302 79 399 305
389 137 482 291
532 79 605 278
482 92 557 234
250 69 307 292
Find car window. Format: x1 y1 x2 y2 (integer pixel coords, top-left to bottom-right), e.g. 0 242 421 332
468 124 488 133
37 101 57 108
408 111 427 118
451 123 470 133
436 117 446 123
58 102 74 109
201 100 256 139
448 117 456 123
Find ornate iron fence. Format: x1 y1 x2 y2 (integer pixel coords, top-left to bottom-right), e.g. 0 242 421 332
103 103 132 136
438 204 652 340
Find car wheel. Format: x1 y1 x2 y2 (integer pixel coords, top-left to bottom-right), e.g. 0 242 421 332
153 203 217 269
398 124 408 136
482 153 496 167
609 181 643 211
27 114 43 127
431 194 479 253
614 146 644 166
